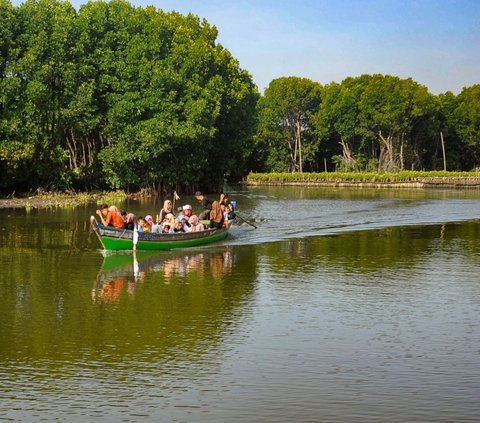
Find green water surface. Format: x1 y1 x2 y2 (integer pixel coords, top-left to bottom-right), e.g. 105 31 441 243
1 187 480 422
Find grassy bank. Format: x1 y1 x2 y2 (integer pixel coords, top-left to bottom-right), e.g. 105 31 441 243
0 190 129 210
247 171 480 188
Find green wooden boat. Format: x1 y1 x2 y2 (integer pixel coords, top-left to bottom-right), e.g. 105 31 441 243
90 216 230 251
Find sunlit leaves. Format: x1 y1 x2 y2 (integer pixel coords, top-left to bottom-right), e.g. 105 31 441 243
455 85 480 163
0 0 257 192
256 77 322 172
314 75 438 171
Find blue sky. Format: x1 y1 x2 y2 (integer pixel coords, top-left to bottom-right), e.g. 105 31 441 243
12 0 480 94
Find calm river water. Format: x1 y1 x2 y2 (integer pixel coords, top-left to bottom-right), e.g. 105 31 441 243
1 186 480 422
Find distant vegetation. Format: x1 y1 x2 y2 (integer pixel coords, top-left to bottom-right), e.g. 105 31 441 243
248 171 480 184
1 0 480 195
253 76 480 176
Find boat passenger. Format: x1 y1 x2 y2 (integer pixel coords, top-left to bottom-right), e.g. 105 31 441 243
151 223 162 234
173 221 185 233
151 212 163 233
209 200 225 229
183 204 193 219
137 217 146 232
188 215 204 232
163 224 173 234
157 200 175 224
222 204 231 228
161 213 175 232
96 204 125 229
177 206 185 222
220 192 235 220
165 213 175 223
220 193 235 218
179 216 190 232
176 205 192 231
194 191 212 220
144 215 154 232
125 213 136 230
151 211 165 233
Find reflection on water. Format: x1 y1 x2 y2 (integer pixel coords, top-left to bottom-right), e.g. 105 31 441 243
1 187 480 422
92 249 236 303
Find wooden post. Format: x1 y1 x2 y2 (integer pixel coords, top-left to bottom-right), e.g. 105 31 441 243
297 122 303 173
440 131 446 171
324 157 327 172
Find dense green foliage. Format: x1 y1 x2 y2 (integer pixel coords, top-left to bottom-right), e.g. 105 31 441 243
0 0 258 194
248 170 480 183
254 77 322 173
1 0 479 194
254 75 480 174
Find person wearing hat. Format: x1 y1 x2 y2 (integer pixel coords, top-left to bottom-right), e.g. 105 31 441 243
194 191 212 220
182 204 193 218
176 206 185 222
180 205 193 231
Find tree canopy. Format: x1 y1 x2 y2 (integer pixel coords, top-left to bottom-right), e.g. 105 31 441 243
312 75 439 172
0 0 258 193
255 74 479 173
1 0 479 194
255 77 322 172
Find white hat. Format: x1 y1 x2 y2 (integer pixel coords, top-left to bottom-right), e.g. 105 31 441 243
182 204 192 211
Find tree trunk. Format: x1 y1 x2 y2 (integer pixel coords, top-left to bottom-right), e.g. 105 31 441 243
65 128 77 170
296 121 303 173
399 133 404 171
440 131 447 171
378 130 398 171
339 138 356 170
81 136 87 167
285 128 296 172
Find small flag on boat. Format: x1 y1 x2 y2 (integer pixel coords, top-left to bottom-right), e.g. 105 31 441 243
174 190 180 200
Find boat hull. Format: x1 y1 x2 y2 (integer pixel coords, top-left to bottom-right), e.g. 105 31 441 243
91 217 229 251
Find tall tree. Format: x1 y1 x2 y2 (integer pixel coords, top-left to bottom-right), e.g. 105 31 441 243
0 0 257 193
313 74 438 172
256 77 322 172
96 5 258 191
454 85 480 168
437 91 468 170
313 77 369 171
0 0 21 191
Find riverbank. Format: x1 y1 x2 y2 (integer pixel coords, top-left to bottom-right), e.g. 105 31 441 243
246 171 480 188
3 171 480 210
0 191 129 209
